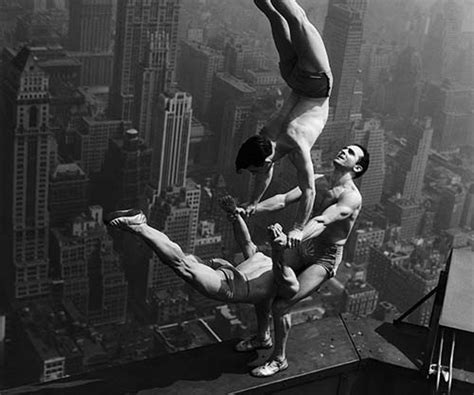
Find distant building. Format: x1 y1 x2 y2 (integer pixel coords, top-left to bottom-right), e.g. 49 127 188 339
385 118 433 202
177 41 224 119
341 279 378 317
194 220 222 260
208 73 256 172
385 198 423 241
351 118 385 207
109 0 180 122
100 128 152 211
150 91 193 191
147 289 189 325
67 0 114 86
420 80 474 151
223 38 266 79
50 206 128 325
73 117 130 175
323 3 363 123
0 47 55 300
367 245 440 325
435 183 467 230
49 163 89 226
345 222 385 265
372 301 400 322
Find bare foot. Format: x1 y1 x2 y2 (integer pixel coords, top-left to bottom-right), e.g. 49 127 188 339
104 209 147 233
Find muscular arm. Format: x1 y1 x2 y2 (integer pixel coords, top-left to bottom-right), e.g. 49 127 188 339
254 186 303 214
301 191 361 242
248 164 274 207
231 214 257 259
289 145 315 231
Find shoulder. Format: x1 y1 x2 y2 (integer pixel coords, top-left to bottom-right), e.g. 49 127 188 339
339 187 362 208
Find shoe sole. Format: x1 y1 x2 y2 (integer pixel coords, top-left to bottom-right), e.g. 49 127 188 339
103 209 144 225
251 361 289 378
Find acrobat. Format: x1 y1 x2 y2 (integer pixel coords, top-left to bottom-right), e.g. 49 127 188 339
235 0 332 248
105 144 369 377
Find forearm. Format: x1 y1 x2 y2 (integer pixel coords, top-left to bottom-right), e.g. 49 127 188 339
249 168 273 204
292 187 315 230
300 216 326 243
254 194 286 214
232 215 257 258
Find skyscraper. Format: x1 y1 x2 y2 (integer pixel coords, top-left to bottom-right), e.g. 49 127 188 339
208 73 256 172
0 47 56 300
100 128 153 211
68 0 114 53
351 118 385 207
387 118 433 202
150 90 193 192
177 41 224 119
109 0 181 122
323 3 363 123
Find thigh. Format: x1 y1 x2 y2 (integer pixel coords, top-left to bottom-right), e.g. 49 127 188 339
282 263 329 308
271 0 330 72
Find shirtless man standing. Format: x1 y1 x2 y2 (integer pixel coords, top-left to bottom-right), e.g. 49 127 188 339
242 143 370 377
104 144 369 378
236 0 332 247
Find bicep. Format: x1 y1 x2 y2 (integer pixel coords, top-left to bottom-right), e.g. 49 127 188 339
320 193 361 223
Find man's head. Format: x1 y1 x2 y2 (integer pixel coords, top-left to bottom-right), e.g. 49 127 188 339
333 144 370 178
235 135 274 174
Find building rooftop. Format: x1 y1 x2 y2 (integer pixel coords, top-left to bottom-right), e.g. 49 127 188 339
5 314 469 395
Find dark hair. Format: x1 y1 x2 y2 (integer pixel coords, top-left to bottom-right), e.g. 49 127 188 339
352 143 370 178
235 135 272 172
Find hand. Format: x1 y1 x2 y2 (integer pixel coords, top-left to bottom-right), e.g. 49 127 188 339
241 202 257 217
267 223 287 249
287 228 303 249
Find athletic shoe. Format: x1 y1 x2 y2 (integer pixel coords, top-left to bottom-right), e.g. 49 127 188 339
234 335 273 352
250 358 289 377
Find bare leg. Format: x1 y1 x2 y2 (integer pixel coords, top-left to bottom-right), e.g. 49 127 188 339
268 224 300 299
255 0 295 63
271 0 330 72
271 264 328 363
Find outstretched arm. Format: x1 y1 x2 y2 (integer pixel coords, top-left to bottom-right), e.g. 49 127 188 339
254 185 303 214
231 213 258 259
301 191 360 242
287 146 315 247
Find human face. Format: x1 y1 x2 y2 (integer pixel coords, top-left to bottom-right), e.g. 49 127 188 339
333 145 364 172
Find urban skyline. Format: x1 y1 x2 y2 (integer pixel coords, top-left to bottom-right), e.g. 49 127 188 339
0 0 473 390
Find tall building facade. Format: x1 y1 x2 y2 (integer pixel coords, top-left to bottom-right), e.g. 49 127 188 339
351 118 385 207
209 73 256 172
323 3 363 123
49 163 89 226
177 41 224 119
50 206 128 325
73 117 130 175
67 0 114 86
150 90 192 192
0 47 56 300
100 128 153 211
109 0 181 122
386 118 433 201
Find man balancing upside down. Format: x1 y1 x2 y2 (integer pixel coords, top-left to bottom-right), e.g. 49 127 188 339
104 144 369 378
236 0 332 247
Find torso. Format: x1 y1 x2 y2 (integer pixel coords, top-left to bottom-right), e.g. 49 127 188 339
310 174 361 245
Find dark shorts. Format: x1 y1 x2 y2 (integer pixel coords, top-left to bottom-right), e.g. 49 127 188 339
279 58 332 99
297 241 343 278
215 265 250 302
